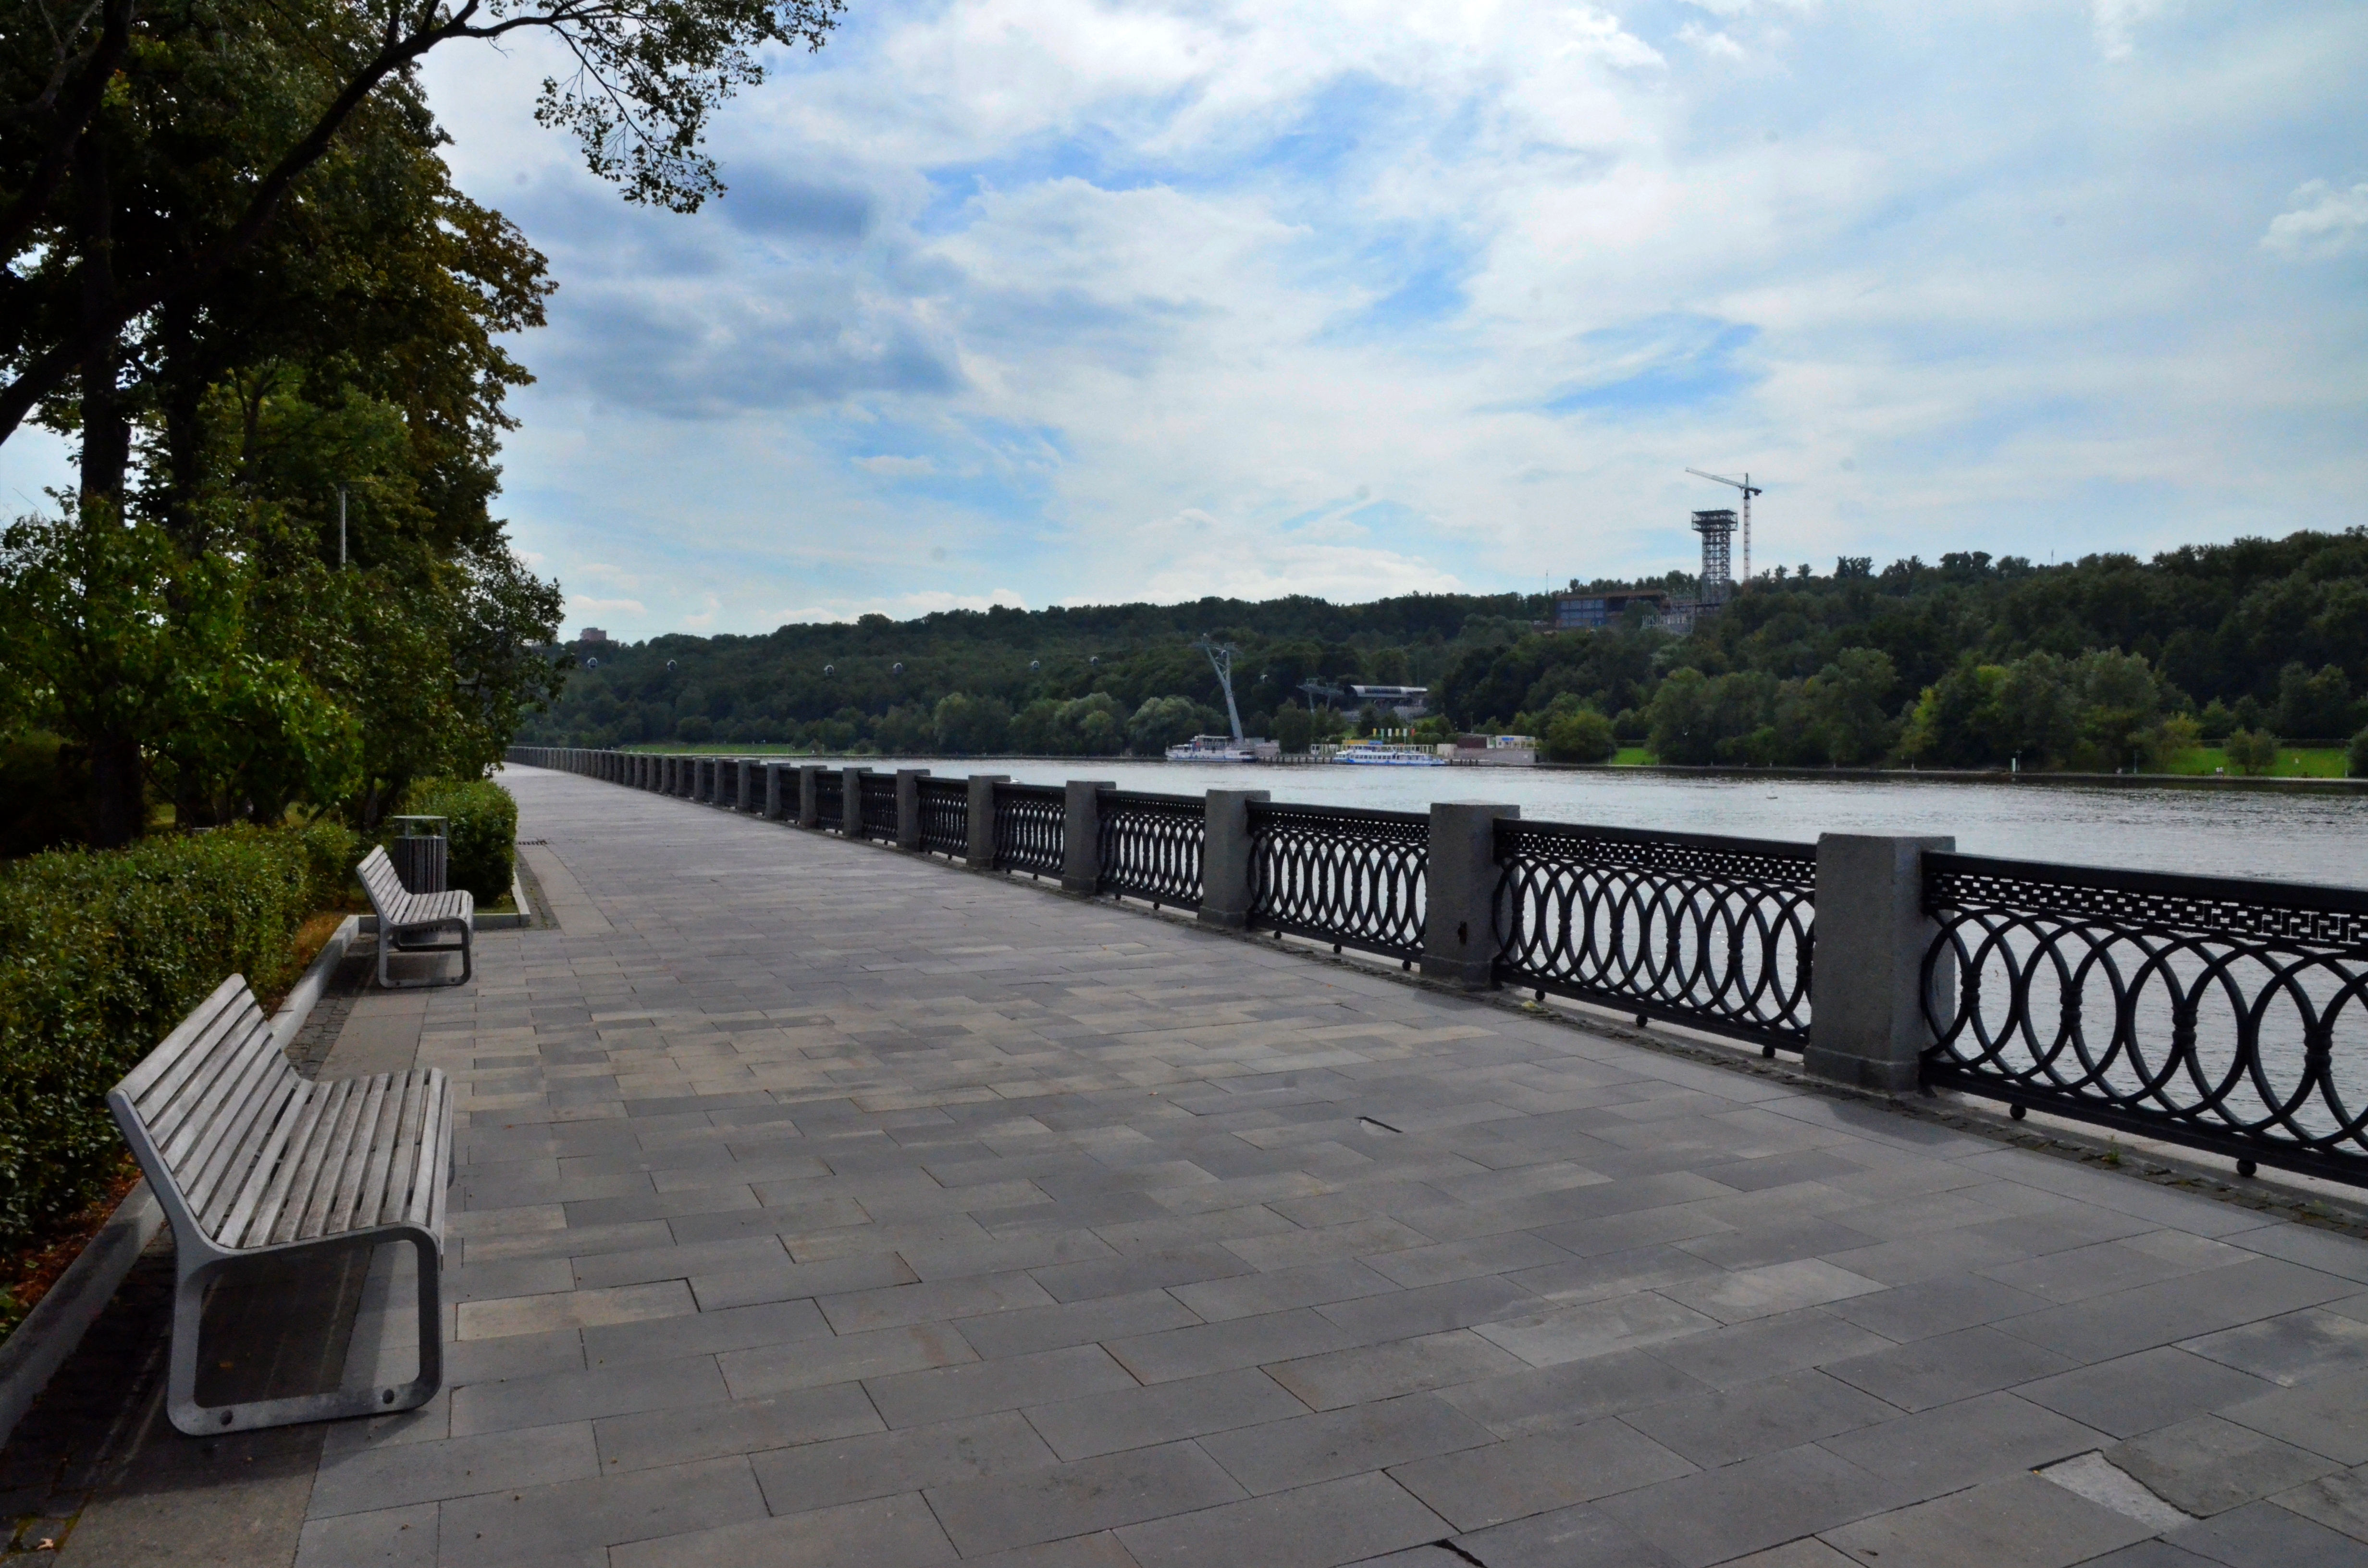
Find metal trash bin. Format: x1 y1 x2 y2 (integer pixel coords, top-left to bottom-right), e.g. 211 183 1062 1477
385 815 450 894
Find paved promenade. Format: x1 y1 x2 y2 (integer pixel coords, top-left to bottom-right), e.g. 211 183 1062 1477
57 765 2368 1564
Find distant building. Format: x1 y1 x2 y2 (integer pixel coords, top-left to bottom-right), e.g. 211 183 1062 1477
1445 734 1536 766
1348 684 1430 720
578 627 609 645
1550 587 1667 632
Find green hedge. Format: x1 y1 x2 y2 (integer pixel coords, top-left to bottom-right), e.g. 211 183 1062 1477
388 778 516 902
0 821 357 1256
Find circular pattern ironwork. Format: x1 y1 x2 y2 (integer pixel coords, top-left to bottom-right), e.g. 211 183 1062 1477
1493 822 1813 1051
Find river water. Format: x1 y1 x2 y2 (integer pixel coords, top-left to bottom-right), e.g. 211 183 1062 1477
881 758 2366 891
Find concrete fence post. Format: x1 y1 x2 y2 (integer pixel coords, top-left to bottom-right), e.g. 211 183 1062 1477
895 769 929 850
1421 802 1519 989
734 759 754 812
796 765 822 827
1062 780 1115 894
1805 833 1955 1092
840 766 869 834
1198 789 1270 930
763 762 789 820
967 775 1008 868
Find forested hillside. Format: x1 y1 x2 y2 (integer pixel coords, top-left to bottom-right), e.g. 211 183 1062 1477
520 530 2368 771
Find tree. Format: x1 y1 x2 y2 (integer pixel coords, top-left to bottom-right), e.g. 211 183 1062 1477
1126 696 1207 756
1542 710 1616 764
1802 648 1897 766
2350 726 2368 779
2 0 847 454
1272 703 1313 755
4 5 586 838
2275 662 2354 740
2076 649 2170 771
2224 728 2278 776
932 692 1010 754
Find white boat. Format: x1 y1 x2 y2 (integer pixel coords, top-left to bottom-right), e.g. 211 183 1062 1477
1333 743 1448 767
1166 734 1271 763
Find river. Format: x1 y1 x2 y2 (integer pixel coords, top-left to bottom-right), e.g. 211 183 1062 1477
873 758 2365 891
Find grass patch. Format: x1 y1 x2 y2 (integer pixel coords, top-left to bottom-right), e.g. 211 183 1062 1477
2147 747 2349 778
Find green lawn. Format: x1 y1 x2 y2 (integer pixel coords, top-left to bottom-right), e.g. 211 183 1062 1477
1610 747 1655 766
2146 746 2351 779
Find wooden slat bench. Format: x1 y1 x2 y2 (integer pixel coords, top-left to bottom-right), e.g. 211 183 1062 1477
358 843 473 989
108 974 451 1433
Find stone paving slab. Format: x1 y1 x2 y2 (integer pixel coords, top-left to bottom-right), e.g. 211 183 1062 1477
44 762 2368 1566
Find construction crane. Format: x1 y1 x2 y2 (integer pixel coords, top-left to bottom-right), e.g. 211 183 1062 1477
1686 468 1763 584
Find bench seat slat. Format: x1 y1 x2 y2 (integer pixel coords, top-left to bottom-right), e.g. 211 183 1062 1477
217 1075 333 1250
190 1076 303 1237
328 1077 398 1237
269 1078 358 1246
373 1077 428 1228
295 1078 378 1243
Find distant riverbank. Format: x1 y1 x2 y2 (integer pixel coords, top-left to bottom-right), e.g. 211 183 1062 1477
608 742 2364 793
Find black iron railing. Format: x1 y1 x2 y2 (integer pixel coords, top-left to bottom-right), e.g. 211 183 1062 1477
1495 822 1815 1053
1923 853 2368 1185
1097 791 1205 906
918 778 969 858
1248 802 1427 962
814 771 844 830
993 783 1065 878
858 774 899 842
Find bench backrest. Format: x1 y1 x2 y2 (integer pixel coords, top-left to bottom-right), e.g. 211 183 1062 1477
358 844 412 914
109 974 308 1245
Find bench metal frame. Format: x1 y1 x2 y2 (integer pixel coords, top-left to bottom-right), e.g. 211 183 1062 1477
108 976 451 1435
358 844 474 990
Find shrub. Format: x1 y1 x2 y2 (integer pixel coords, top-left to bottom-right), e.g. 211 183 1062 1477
2224 729 2278 777
2351 727 2368 779
1543 710 1618 764
0 821 358 1255
393 778 517 902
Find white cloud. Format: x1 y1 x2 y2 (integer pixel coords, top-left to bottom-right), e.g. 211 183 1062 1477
2262 181 2368 261
409 0 2368 632
2092 0 2170 62
1677 23 1746 60
570 594 646 614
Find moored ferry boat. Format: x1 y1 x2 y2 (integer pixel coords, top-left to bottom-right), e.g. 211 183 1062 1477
1166 734 1275 763
1332 741 1448 766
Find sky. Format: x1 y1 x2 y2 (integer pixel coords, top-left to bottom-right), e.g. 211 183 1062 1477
6 0 2365 637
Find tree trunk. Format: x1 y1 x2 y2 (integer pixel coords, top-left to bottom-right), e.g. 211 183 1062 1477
89 734 145 847
75 131 144 847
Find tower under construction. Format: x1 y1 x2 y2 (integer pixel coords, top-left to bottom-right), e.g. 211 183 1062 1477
1692 508 1738 605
